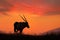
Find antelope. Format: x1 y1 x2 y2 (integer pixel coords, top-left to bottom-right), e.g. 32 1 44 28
14 15 30 34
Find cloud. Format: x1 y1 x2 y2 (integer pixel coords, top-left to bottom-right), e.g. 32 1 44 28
10 0 60 10
45 11 60 15
0 0 13 15
2 0 59 9
16 0 60 7
43 0 60 8
0 0 60 15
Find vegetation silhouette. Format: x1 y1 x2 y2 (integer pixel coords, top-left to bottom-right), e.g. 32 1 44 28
14 15 30 34
0 33 60 40
0 28 60 40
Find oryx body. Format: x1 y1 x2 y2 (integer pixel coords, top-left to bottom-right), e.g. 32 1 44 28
14 15 30 34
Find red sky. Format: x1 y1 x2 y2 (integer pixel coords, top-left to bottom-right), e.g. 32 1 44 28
0 0 60 35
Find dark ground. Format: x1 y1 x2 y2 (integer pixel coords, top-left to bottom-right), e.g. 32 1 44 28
0 33 60 40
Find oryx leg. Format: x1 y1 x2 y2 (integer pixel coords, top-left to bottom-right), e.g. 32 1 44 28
14 27 17 32
20 29 23 34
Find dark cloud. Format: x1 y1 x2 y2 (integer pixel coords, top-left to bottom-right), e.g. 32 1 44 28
43 0 60 8
0 0 60 15
11 0 60 8
1 0 59 9
45 11 60 15
10 0 60 15
16 0 60 6
0 0 13 15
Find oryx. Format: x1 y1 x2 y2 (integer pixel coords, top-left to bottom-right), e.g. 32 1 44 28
14 15 30 34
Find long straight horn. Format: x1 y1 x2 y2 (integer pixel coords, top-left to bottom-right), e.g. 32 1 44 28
23 15 27 22
20 15 26 21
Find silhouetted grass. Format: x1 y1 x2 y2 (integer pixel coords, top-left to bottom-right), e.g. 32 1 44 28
0 33 60 40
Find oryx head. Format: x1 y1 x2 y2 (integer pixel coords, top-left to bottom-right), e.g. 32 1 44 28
20 15 30 28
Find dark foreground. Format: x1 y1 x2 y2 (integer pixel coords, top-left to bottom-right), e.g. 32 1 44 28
0 33 60 40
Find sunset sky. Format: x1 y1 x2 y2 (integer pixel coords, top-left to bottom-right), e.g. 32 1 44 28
0 0 60 35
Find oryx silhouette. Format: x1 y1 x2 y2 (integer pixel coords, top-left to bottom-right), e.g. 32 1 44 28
14 15 30 34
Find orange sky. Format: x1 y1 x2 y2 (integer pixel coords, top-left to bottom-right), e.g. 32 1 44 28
0 0 60 35
0 12 60 35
